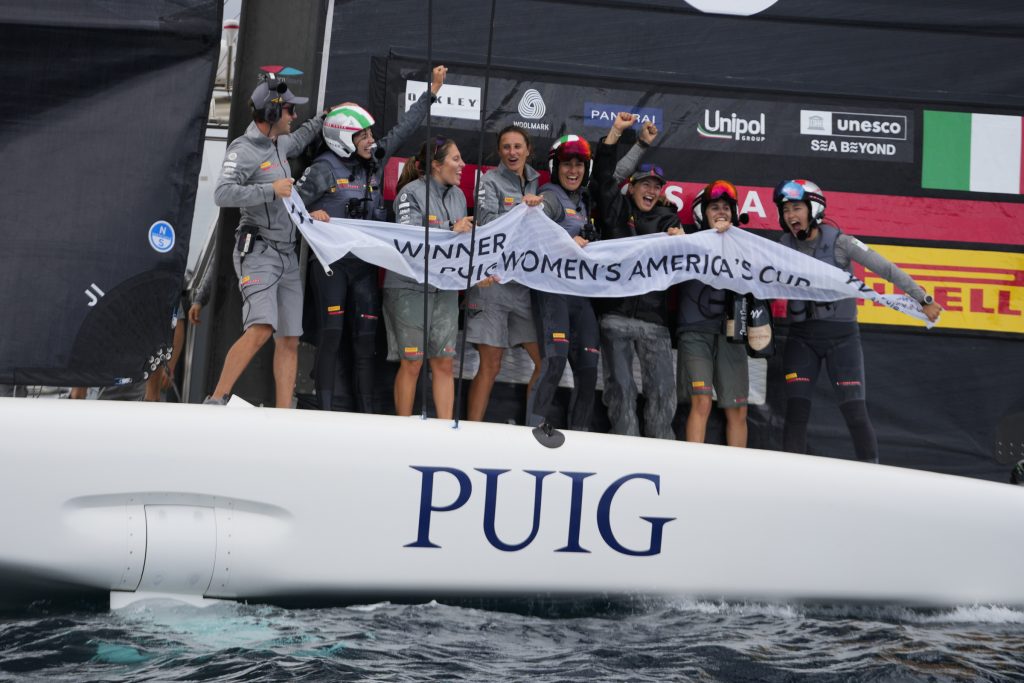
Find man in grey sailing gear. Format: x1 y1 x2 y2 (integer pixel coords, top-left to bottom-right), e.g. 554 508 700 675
204 76 323 408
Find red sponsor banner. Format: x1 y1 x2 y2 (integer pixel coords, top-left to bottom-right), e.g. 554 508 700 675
384 160 1024 247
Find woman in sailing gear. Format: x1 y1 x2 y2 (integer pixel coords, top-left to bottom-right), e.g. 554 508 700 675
466 125 544 422
593 112 677 439
528 134 600 431
384 137 472 419
206 77 323 408
675 180 746 446
774 179 942 463
296 65 447 412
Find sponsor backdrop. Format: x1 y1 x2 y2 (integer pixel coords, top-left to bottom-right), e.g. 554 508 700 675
325 0 1024 480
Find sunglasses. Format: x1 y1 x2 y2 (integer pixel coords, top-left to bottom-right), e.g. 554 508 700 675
639 164 665 177
282 103 296 115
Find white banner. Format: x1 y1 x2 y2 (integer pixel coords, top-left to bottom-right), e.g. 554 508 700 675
284 195 933 325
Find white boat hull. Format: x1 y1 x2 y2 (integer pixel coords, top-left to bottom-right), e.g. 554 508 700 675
1 397 1021 606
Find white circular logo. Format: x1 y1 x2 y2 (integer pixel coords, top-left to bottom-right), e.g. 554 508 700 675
148 220 175 254
517 89 546 120
684 0 778 15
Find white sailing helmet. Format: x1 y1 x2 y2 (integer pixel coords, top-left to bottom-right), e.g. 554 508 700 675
323 105 375 158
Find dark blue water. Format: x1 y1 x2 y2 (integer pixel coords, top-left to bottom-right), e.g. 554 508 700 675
2 597 1022 682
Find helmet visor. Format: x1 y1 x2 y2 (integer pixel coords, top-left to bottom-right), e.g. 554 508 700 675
706 179 738 202
776 180 808 202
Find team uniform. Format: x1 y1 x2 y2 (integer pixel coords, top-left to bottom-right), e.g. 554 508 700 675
214 117 322 337
295 92 433 411
383 177 467 362
774 179 932 463
465 163 541 350
528 181 600 431
592 139 677 439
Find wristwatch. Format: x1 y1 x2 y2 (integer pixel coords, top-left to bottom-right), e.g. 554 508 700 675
921 294 935 306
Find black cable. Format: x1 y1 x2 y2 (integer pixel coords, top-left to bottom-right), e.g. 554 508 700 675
453 0 498 429
419 0 434 420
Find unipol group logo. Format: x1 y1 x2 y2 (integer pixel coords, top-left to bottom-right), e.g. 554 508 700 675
517 89 546 119
697 110 766 142
684 0 779 15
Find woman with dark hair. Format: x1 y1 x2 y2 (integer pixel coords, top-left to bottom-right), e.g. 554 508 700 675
773 179 942 463
527 134 600 433
295 66 446 412
466 125 543 422
384 137 472 418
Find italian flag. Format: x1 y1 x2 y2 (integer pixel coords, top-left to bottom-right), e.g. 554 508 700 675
921 110 1023 195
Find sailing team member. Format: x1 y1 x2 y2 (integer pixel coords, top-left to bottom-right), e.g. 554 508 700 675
527 135 600 432
296 65 448 412
385 137 472 418
205 77 324 407
674 180 745 446
465 125 544 422
593 112 677 439
773 179 942 463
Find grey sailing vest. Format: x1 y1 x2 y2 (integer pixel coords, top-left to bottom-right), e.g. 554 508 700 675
780 223 858 323
539 182 588 238
308 152 386 222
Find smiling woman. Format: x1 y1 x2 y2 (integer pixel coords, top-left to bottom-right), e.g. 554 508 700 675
529 134 601 435
384 137 472 419
592 112 680 440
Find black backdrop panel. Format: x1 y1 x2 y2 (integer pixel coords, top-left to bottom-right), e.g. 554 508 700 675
0 0 221 386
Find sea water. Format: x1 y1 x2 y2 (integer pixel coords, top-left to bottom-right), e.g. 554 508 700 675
2 597 1022 681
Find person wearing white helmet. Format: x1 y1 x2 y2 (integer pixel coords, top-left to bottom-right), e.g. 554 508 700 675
773 179 943 463
296 65 446 412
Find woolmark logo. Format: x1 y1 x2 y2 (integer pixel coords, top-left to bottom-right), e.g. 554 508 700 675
517 89 546 119
513 88 551 131
698 110 766 142
800 110 907 141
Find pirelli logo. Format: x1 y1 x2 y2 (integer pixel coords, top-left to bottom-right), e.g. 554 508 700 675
854 246 1024 334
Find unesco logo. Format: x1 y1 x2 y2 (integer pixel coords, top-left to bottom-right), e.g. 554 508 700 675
517 89 546 119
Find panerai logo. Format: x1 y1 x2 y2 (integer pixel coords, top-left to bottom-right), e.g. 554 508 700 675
405 466 676 556
698 110 766 142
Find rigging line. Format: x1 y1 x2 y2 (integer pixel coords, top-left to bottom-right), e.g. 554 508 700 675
453 0 498 430
419 0 433 420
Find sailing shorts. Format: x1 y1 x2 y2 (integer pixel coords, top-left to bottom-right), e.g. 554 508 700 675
676 330 749 408
233 239 303 337
383 287 458 361
465 283 537 348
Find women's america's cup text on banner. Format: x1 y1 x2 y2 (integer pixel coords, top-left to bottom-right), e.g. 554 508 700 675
285 196 934 326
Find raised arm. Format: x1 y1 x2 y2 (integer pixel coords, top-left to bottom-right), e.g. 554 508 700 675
838 234 943 321
378 65 447 161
